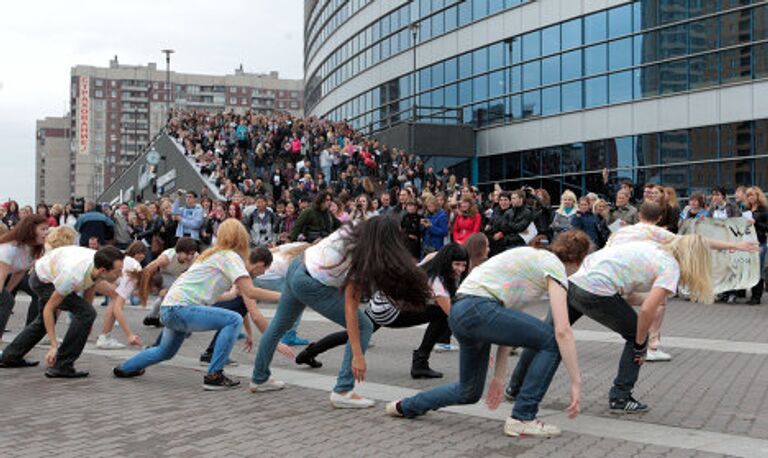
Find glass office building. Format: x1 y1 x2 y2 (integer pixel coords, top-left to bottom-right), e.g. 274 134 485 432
305 0 768 200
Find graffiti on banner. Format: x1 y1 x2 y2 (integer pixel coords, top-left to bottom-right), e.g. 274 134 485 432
680 217 760 294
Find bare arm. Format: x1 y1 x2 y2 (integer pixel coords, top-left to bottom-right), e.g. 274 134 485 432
139 255 170 303
548 279 581 418
0 262 11 291
235 276 281 303
434 296 451 315
704 237 759 252
4 270 26 293
344 283 365 383
635 287 670 345
83 285 96 305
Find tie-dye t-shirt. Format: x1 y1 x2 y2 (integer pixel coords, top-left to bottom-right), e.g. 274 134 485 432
162 250 249 307
0 242 34 272
606 223 676 247
304 226 353 288
570 241 680 297
35 246 96 296
458 247 568 309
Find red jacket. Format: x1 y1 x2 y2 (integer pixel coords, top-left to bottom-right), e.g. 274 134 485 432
452 213 481 245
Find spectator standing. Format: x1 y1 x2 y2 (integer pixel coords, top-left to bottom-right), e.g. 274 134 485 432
452 196 481 245
678 193 709 227
244 195 279 247
74 201 114 247
173 190 205 242
551 190 577 239
746 187 768 305
610 190 638 226
112 203 133 250
421 196 449 257
572 197 602 246
290 192 340 242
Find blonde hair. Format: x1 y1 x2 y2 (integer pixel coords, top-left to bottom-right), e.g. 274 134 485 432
664 187 678 208
44 226 78 251
558 190 578 215
747 186 768 209
197 218 250 263
665 234 713 304
592 198 609 215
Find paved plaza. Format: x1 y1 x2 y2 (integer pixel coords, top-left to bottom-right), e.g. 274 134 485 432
3 295 768 457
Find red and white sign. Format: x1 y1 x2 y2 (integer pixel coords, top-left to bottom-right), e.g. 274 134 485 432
77 76 90 155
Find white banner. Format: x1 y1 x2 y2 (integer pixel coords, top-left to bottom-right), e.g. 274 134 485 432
77 76 90 155
680 218 760 294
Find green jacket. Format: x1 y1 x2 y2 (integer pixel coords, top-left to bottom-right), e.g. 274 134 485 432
290 207 341 242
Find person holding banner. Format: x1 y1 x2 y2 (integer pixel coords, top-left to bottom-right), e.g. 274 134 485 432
745 187 768 305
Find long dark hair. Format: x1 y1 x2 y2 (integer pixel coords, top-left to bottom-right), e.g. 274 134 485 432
340 217 431 311
421 243 469 298
0 214 47 259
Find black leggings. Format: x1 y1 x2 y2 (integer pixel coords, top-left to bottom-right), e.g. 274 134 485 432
304 305 449 358
0 273 40 336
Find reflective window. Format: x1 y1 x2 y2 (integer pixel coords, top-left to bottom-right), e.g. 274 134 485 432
459 53 472 79
635 65 659 97
661 130 689 165
508 36 522 64
635 31 658 65
609 71 633 103
659 0 688 25
561 49 582 80
489 42 505 70
474 74 489 100
542 24 561 55
689 1 722 19
522 150 541 178
445 5 457 30
489 70 505 98
635 0 658 31
659 59 688 94
561 81 582 112
542 55 561 85
755 43 768 79
608 4 633 38
689 17 720 54
458 80 472 106
473 48 488 74
690 125 719 160
689 53 720 89
522 90 541 117
720 46 752 83
562 17 583 50
523 30 541 60
444 83 458 106
445 58 458 82
432 11 445 36
473 0 488 20
609 38 633 71
489 0 505 15
720 10 752 47
585 76 607 108
458 0 472 25
584 11 607 44
508 94 522 120
542 86 560 115
522 61 541 90
638 134 659 166
756 6 768 41
659 23 688 59
510 65 522 93
585 44 607 76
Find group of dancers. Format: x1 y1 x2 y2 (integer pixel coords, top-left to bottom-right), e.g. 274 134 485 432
0 201 758 437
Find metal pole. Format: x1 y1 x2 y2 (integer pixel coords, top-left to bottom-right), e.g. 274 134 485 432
161 49 174 123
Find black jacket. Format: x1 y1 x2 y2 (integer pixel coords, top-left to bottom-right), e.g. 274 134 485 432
401 213 422 259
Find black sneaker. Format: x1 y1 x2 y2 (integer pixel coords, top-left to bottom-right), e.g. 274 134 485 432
505 386 518 402
609 396 649 414
113 366 145 378
199 352 238 367
295 345 323 369
143 316 163 327
203 371 241 391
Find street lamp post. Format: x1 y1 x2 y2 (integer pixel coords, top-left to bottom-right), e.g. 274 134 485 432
408 22 420 123
161 49 174 123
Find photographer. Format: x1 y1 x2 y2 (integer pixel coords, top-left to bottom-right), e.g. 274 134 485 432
244 195 279 247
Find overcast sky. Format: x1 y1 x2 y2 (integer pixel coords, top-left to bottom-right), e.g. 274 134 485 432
0 0 304 206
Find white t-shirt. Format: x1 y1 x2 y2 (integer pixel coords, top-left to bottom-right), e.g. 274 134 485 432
259 242 306 280
115 256 142 300
35 246 97 296
569 241 680 297
160 248 194 278
162 250 250 307
0 242 34 272
304 226 352 288
458 247 568 309
606 223 677 247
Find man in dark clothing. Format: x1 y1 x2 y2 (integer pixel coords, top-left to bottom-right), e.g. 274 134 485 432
290 191 341 242
487 191 533 256
74 202 114 247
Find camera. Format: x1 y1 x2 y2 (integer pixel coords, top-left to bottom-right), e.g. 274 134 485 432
259 229 267 235
356 203 363 210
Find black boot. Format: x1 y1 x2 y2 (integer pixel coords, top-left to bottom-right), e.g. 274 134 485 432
410 350 443 379
749 280 764 305
295 343 323 368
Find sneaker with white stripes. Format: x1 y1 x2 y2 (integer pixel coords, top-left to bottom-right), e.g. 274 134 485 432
609 396 649 414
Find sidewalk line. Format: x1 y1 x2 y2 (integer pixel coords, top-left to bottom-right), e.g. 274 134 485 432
82 346 768 458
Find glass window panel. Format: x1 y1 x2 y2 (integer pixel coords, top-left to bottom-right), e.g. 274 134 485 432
586 140 610 172
432 11 445 36
688 0 721 19
473 74 489 100
659 59 688 94
473 102 490 126
690 163 719 194
488 98 505 124
490 70 505 98
612 136 637 177
561 81 582 112
505 151 521 180
444 5 458 30
609 38 633 71
444 83 458 106
523 30 541 60
637 133 659 166
634 64 659 98
542 55 561 85
459 53 472 79
522 150 541 178
489 155 504 181
689 17 719 54
473 0 489 20
690 126 719 160
585 76 607 108
609 70 633 103
542 24 561 55
458 0 472 25
507 94 522 120
755 43 768 79
489 42 504 69
635 0 658 31
561 49 582 80
658 23 688 60
562 17 583 50
478 157 490 183
661 130 689 165
720 10 752 47
720 46 752 84
634 31 658 65
432 62 445 86
541 147 562 176
508 36 522 64
431 87 445 108
489 0 505 15
720 159 753 191
458 80 472 105
563 143 585 194
510 65 522 93
661 165 689 194
473 48 488 74
658 0 688 25
689 52 720 90
585 44 607 76
608 4 633 38
721 121 753 159
522 90 541 117
755 5 768 41
585 11 607 44
419 67 432 92
542 86 560 115
540 176 562 201
445 58 458 82
523 61 541 90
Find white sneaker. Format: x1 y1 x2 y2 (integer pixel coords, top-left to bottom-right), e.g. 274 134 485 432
330 391 375 409
249 378 286 393
645 349 672 362
385 400 403 417
96 335 126 350
504 417 561 438
39 336 62 346
433 343 459 353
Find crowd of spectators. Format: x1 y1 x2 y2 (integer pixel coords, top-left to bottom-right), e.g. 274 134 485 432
3 108 767 303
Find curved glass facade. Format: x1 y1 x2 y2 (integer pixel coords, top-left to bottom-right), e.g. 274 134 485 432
476 119 768 201
315 1 767 135
305 0 373 68
305 0 533 112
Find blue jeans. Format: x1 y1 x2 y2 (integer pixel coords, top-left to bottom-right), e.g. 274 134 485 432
120 305 242 374
253 277 301 334
399 295 560 421
251 257 373 393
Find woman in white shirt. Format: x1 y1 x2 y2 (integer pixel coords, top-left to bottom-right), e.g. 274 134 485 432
387 231 592 438
251 217 433 408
